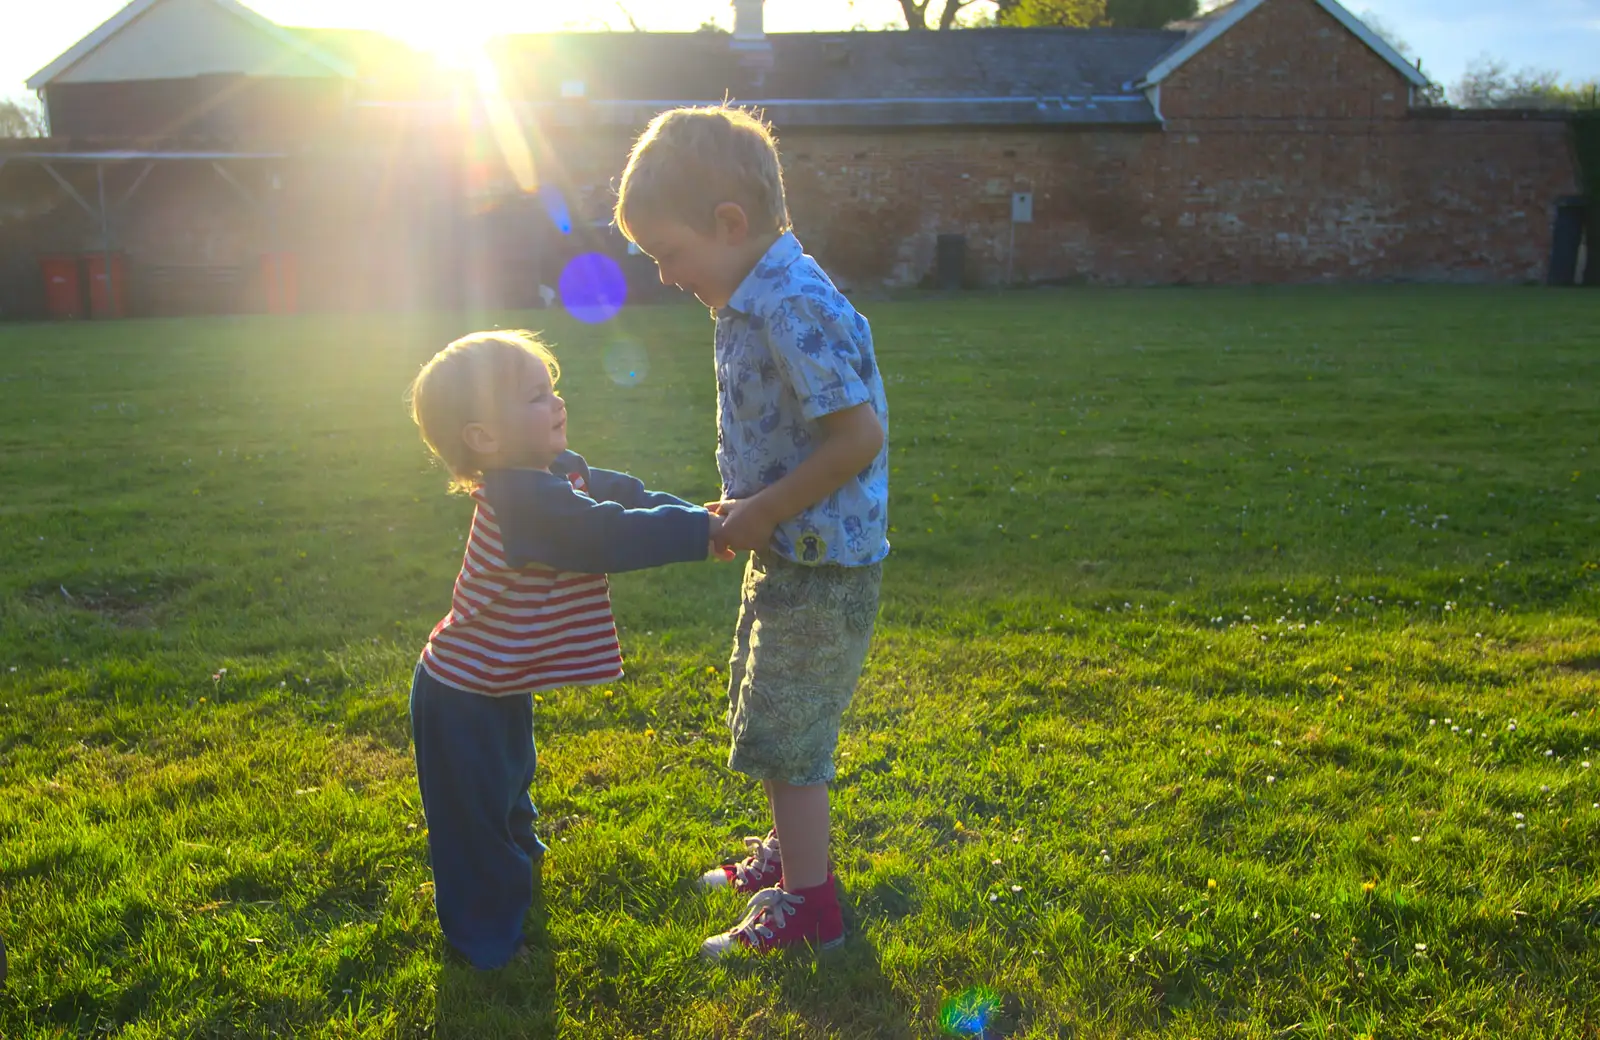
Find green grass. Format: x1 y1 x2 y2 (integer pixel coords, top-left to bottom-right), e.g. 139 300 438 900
2 287 1599 1039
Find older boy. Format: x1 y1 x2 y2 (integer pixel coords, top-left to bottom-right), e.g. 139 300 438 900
615 105 890 957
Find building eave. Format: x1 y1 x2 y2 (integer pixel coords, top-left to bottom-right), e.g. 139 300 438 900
1136 0 1429 91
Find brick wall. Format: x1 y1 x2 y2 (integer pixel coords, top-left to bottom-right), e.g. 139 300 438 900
755 0 1580 288
1156 0 1413 120
771 114 1575 289
738 0 1571 289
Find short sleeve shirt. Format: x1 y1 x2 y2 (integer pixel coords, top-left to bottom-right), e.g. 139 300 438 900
714 233 890 567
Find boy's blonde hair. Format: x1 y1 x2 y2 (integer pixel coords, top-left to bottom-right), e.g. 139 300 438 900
406 330 560 493
614 104 791 242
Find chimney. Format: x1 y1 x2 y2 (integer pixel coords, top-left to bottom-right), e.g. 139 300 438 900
730 0 772 93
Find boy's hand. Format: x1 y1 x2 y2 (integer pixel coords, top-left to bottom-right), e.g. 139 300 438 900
704 497 777 553
707 513 738 561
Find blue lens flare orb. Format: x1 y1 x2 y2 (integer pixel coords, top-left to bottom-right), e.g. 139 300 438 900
559 252 628 325
939 987 999 1038
602 336 649 388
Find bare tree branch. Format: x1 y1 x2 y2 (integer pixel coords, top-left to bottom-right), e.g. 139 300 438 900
613 2 645 32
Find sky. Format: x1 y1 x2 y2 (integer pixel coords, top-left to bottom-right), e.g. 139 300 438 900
5 0 1599 102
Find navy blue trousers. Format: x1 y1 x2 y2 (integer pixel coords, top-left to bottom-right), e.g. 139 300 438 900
409 663 547 970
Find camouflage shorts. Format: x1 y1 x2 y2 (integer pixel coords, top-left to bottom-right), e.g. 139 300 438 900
725 552 882 786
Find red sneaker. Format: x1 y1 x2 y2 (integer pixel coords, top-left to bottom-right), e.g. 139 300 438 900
697 831 783 894
699 877 844 959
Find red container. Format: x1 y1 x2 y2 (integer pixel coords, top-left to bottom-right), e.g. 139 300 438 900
261 252 298 314
39 255 84 319
86 252 128 318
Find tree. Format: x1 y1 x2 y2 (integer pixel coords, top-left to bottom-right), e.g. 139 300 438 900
1103 0 1198 29
998 0 1107 27
0 97 46 138
895 0 990 30
1451 54 1595 109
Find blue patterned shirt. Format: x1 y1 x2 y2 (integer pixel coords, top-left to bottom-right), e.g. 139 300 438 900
714 233 889 567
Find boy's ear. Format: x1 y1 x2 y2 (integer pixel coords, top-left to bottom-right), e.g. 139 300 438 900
461 421 497 457
713 201 749 245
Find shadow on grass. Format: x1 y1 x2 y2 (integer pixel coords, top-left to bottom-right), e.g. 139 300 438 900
771 910 921 1040
434 866 558 1040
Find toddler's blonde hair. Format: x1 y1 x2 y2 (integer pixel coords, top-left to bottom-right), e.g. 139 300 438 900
406 330 559 493
614 104 791 241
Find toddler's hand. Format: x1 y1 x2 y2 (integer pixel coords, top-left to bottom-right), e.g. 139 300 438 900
707 513 737 561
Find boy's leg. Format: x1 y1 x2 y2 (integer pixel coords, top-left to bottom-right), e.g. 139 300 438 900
699 560 787 894
768 780 830 890
410 665 536 970
703 557 880 957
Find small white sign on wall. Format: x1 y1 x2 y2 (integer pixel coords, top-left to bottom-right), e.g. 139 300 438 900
1012 191 1034 223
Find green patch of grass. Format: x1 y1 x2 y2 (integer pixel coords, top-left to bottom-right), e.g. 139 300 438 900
1 287 1599 1038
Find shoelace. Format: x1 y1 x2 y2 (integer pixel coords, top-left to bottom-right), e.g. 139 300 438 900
728 887 803 944
730 834 781 886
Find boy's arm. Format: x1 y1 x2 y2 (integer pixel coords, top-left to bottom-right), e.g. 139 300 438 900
484 469 711 574
711 403 884 552
583 467 697 511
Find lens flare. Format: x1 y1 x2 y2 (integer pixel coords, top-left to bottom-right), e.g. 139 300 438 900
559 253 628 324
602 336 650 387
473 51 537 195
939 987 999 1038
540 186 573 235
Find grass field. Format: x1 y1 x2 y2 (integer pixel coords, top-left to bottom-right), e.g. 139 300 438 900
1 287 1599 1039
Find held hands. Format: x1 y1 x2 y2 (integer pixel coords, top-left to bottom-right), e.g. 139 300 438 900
705 498 778 555
706 513 738 562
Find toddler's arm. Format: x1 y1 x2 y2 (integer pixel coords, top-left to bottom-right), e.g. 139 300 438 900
483 469 710 574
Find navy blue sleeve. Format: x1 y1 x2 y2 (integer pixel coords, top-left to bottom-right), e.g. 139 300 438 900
583 467 698 510
482 468 709 574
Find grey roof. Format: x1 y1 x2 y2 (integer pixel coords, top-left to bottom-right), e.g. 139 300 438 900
489 28 1189 127
765 28 1187 100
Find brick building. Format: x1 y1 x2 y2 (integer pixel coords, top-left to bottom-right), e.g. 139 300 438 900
0 0 1583 318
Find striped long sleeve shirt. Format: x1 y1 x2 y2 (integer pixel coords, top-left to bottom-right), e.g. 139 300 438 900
420 451 710 696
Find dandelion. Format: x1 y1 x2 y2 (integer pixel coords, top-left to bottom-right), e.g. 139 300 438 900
1311 912 1322 921
1207 878 1218 890
1411 835 1422 843
1011 884 1023 893
644 728 655 738
534 694 544 703
1362 881 1376 893
1414 943 1427 952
